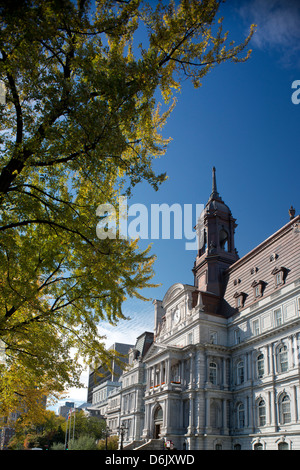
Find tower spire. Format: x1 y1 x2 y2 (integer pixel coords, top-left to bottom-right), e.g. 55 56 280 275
211 166 219 199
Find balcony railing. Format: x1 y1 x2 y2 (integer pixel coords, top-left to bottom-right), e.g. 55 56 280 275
148 381 182 393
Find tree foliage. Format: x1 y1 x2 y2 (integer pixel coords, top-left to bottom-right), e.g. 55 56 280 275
7 409 65 449
61 409 106 440
0 0 254 419
97 434 119 450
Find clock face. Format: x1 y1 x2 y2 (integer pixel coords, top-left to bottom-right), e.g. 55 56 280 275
173 308 180 324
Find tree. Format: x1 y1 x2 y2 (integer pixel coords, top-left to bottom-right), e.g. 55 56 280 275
68 435 98 450
0 0 254 419
7 409 65 449
61 409 106 441
97 434 119 450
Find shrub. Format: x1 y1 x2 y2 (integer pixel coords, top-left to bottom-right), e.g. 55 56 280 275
68 435 98 450
97 435 119 450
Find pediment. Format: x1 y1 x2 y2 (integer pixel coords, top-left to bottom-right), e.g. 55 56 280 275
162 283 185 309
143 341 171 361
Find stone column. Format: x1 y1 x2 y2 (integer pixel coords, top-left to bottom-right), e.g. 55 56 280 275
266 392 272 426
205 394 210 431
187 393 195 434
222 399 228 434
266 344 271 375
180 359 184 384
270 342 275 375
289 335 294 368
160 361 164 385
292 334 298 368
222 358 226 387
205 353 209 384
189 354 194 389
143 403 151 439
292 385 298 422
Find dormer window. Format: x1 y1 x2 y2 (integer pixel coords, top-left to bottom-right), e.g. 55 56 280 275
251 280 265 299
271 267 287 288
234 291 246 309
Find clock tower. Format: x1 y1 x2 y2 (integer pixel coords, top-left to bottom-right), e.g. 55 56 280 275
193 167 239 297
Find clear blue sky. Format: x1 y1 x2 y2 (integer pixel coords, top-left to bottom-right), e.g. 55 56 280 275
54 0 300 408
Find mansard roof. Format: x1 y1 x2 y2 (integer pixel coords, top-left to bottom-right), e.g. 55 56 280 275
221 215 300 317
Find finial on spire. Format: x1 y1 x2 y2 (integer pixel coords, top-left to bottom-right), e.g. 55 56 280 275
211 166 219 198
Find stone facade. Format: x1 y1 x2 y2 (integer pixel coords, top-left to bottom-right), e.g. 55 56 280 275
89 169 300 450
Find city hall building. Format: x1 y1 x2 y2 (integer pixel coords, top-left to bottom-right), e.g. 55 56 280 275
88 168 300 450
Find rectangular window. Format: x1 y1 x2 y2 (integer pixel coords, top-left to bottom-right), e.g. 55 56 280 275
274 308 283 327
259 406 266 426
253 319 260 336
257 354 264 378
276 273 281 286
234 329 241 344
282 399 291 424
237 362 244 384
210 331 217 344
209 362 217 385
187 332 193 345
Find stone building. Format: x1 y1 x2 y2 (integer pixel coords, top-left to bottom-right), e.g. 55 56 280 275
87 342 133 409
106 332 153 446
89 168 300 450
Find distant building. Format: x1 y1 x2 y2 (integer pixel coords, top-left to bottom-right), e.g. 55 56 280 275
58 402 75 420
87 342 134 411
91 168 300 450
106 332 153 444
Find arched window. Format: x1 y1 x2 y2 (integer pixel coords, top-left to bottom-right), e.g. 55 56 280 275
254 442 263 450
237 403 245 428
278 344 288 373
154 406 163 422
219 229 229 251
257 399 266 427
234 444 241 450
257 354 264 378
209 362 217 385
278 442 289 450
279 395 291 424
237 361 244 385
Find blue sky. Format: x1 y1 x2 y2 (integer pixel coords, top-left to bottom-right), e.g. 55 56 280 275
51 0 300 409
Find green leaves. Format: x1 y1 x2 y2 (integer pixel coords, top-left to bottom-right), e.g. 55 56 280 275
0 0 254 420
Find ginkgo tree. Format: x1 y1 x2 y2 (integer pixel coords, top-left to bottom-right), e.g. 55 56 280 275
0 0 254 421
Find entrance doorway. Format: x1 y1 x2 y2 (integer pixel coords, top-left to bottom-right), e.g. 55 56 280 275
154 424 161 439
153 405 163 439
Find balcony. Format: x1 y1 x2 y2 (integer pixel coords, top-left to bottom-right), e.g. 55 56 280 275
147 381 183 395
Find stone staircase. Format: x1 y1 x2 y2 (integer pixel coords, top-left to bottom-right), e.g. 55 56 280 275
133 439 165 451
122 440 145 450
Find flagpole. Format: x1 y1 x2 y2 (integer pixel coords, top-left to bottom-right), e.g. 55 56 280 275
68 409 72 449
65 411 69 450
72 407 76 442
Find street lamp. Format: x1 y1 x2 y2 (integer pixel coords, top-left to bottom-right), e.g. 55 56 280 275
119 423 127 450
104 426 111 450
